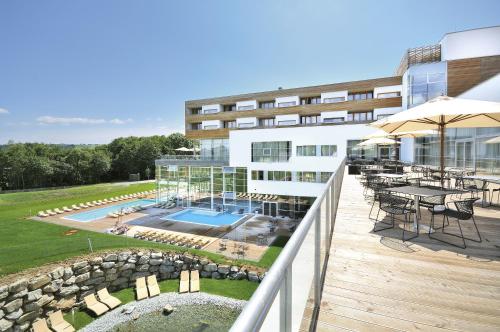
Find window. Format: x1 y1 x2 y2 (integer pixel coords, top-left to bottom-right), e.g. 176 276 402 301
321 145 337 156
225 121 236 128
238 122 255 128
277 120 297 126
203 125 218 130
191 123 202 130
224 104 236 112
238 105 255 111
259 101 275 109
347 111 373 122
322 117 344 123
268 171 292 181
190 108 201 115
300 97 321 105
297 171 317 183
377 114 392 120
203 108 218 114
251 170 265 180
251 141 291 163
320 172 333 183
278 101 297 107
259 118 275 127
347 91 373 101
300 115 321 125
377 92 400 99
297 145 317 156
323 96 345 103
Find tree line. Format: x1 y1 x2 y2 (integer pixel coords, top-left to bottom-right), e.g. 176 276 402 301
0 133 194 190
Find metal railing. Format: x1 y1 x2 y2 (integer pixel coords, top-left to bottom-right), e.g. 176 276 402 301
230 158 346 332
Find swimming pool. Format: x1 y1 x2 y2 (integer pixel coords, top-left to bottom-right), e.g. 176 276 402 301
163 209 245 227
64 199 156 222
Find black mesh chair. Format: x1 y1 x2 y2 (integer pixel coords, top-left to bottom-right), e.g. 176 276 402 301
420 194 447 230
462 179 489 207
374 193 417 242
429 198 481 249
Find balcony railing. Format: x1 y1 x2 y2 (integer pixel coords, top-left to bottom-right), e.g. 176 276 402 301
230 158 346 332
155 154 229 166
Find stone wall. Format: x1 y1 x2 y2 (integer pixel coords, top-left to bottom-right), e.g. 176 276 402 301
0 250 263 332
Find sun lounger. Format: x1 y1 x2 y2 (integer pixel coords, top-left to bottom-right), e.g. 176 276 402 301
32 319 51 332
97 288 122 309
54 208 64 214
79 203 88 208
63 206 72 212
71 204 81 210
48 310 75 332
103 199 110 203
147 275 161 297
86 201 94 207
190 270 200 293
107 213 119 218
84 294 109 316
179 270 189 293
136 277 148 300
46 210 57 216
97 200 104 205
38 211 49 217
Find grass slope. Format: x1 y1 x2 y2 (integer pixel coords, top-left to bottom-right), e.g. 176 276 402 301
64 279 258 330
0 183 289 276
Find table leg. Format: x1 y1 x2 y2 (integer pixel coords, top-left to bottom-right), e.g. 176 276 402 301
413 196 420 230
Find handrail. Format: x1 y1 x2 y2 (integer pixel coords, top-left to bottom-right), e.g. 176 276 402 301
230 157 346 332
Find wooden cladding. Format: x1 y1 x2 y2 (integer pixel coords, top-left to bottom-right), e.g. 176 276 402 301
186 97 402 124
447 55 500 97
185 128 229 139
185 76 402 108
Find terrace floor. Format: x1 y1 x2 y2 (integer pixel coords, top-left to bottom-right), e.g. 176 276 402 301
302 170 500 331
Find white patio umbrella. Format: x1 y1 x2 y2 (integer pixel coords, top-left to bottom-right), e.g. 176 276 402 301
358 137 399 146
485 136 500 144
175 147 193 152
364 129 437 160
371 96 500 184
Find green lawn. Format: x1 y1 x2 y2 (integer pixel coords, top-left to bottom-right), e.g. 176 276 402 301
64 279 258 330
0 182 288 276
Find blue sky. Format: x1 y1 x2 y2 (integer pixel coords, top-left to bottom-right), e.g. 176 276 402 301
0 0 499 144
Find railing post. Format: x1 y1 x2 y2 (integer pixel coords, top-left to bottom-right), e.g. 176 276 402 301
330 181 335 233
280 265 292 332
325 186 331 248
314 207 321 307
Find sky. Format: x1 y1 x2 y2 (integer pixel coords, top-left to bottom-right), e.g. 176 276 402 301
0 0 499 144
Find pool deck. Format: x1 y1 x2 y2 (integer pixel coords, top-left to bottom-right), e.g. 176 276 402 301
301 170 500 331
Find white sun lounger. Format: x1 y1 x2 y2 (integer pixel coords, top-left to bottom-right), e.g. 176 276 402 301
71 204 81 210
63 206 72 212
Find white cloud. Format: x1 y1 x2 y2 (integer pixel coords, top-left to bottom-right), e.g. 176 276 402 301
36 116 132 125
109 118 133 125
0 108 9 114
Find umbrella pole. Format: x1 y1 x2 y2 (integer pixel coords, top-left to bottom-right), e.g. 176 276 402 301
439 116 445 188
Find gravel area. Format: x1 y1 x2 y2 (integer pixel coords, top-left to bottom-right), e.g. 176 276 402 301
80 292 246 332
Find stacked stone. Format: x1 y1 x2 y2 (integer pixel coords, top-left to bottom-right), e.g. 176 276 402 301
0 250 262 332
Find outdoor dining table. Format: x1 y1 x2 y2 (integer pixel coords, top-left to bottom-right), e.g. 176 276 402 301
385 186 460 232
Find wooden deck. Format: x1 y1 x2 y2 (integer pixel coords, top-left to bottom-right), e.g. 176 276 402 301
302 170 500 332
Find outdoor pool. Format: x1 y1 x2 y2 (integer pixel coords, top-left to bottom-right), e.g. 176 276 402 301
162 209 245 227
64 199 156 222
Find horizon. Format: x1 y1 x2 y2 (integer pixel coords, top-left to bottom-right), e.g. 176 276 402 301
1 0 499 144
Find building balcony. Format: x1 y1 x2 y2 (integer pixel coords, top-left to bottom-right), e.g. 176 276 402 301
155 154 229 166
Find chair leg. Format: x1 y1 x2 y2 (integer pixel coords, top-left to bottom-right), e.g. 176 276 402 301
463 215 482 243
433 216 466 249
403 212 418 242
373 211 394 232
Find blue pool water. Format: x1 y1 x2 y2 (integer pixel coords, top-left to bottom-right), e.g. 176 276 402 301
163 209 245 227
64 199 156 222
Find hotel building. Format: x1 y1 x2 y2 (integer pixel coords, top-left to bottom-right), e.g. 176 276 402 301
156 26 500 214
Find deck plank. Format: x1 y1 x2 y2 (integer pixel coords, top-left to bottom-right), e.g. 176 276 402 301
307 170 500 331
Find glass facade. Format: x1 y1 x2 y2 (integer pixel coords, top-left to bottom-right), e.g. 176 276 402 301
251 141 291 162
414 128 500 174
347 139 376 160
200 139 229 161
406 62 447 108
